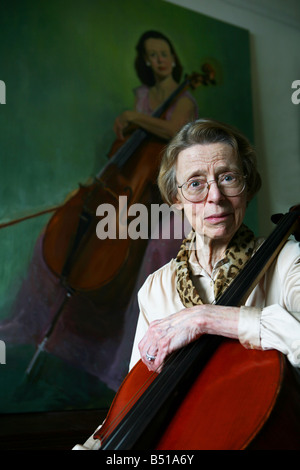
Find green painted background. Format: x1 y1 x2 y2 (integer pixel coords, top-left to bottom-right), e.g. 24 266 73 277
0 0 256 412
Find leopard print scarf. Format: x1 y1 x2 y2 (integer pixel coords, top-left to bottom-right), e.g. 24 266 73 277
176 224 256 307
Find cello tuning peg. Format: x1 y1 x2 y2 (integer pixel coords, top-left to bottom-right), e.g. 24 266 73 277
271 213 283 225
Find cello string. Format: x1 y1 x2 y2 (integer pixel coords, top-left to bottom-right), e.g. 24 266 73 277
116 130 148 169
103 339 216 450
98 341 198 445
105 78 191 173
98 337 194 444
98 338 205 446
97 364 160 443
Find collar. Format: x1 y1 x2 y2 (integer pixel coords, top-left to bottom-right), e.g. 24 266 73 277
189 248 229 279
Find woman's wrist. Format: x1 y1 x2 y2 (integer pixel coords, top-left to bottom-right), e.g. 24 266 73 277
196 304 240 339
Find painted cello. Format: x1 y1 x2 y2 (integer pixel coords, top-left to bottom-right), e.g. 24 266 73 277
41 67 215 295
26 66 216 375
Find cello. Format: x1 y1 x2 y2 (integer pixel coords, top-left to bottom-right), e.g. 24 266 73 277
87 206 300 450
26 66 216 375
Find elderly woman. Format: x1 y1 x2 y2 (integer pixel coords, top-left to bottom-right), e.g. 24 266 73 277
129 118 300 372
73 118 300 450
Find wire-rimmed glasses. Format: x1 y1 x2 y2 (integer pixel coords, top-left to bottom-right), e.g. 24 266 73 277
177 172 246 203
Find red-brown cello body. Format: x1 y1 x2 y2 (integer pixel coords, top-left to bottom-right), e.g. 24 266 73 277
96 341 300 450
42 135 164 299
93 207 300 450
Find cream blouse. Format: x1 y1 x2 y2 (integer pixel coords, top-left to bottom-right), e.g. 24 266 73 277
129 239 300 370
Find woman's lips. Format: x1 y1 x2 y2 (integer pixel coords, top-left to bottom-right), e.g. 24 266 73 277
205 213 232 223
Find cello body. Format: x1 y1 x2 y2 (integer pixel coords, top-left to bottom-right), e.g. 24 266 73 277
42 136 164 300
95 340 300 450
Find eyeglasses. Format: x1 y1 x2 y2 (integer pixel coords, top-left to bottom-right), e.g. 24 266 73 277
177 172 246 203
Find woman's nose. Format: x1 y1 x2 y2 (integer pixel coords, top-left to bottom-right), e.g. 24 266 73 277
206 180 225 202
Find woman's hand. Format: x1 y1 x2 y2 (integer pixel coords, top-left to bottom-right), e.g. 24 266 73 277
113 94 196 141
113 111 137 140
138 305 240 372
138 306 204 372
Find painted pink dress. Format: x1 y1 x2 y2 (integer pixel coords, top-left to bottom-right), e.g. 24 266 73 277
134 84 198 120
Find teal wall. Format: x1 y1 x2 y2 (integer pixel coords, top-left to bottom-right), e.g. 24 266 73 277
0 0 256 412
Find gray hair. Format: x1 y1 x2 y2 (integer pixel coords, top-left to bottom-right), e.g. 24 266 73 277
157 118 261 205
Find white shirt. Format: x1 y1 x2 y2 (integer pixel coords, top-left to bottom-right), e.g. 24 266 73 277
129 239 300 370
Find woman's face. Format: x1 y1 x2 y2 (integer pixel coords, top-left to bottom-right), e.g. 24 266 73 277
144 38 174 81
174 143 249 245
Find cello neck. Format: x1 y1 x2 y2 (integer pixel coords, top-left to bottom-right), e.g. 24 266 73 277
151 78 190 118
215 208 300 307
97 78 191 179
